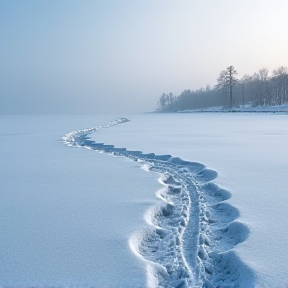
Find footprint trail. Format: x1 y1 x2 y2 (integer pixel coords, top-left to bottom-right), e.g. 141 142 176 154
62 117 255 288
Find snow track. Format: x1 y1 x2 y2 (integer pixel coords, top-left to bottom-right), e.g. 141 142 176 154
62 118 255 288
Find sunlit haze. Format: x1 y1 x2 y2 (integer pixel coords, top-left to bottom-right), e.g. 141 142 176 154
1 0 287 114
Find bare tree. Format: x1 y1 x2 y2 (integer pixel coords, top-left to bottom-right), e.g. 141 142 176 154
215 66 238 108
272 66 288 105
239 75 251 106
156 65 288 112
258 68 270 105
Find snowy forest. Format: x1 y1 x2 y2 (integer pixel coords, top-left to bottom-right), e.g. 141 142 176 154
157 66 288 111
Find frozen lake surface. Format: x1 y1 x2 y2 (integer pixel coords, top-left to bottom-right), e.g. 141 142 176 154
1 113 288 287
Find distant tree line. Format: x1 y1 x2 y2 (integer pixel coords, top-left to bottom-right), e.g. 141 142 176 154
157 66 288 111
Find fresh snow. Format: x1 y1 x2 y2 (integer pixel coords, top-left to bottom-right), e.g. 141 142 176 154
1 113 288 288
88 113 288 288
0 115 159 288
63 118 253 287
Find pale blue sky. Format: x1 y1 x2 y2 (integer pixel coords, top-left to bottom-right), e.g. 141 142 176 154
1 0 287 114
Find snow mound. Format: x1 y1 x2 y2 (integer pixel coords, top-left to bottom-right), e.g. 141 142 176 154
63 119 255 288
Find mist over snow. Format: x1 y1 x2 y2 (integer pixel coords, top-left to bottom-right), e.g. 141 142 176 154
1 1 288 115
1 1 288 287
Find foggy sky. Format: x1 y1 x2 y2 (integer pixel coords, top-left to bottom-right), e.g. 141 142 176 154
1 0 288 114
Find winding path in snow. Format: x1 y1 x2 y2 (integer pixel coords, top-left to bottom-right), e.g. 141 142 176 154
62 117 255 288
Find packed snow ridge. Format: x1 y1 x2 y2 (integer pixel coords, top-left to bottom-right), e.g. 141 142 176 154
62 118 255 288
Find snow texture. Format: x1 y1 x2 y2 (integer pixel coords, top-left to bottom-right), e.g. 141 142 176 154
88 113 288 288
63 117 255 288
1 113 287 288
0 115 156 288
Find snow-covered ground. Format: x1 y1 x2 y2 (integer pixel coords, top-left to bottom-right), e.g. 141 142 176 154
0 115 160 288
179 103 288 113
1 113 288 287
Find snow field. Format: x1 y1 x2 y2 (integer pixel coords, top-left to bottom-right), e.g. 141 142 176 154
0 115 157 288
88 113 288 288
63 118 255 288
2 113 287 288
